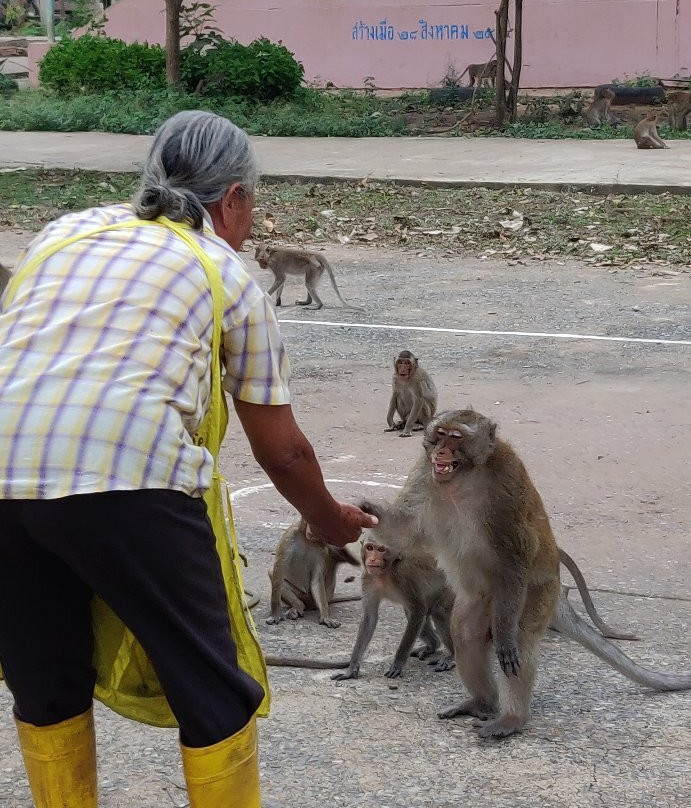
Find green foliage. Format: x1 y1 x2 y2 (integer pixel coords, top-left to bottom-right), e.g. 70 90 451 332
182 38 304 101
179 2 224 47
0 72 19 97
38 36 166 94
610 73 659 88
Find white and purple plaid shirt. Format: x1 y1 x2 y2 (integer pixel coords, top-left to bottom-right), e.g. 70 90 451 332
0 204 290 500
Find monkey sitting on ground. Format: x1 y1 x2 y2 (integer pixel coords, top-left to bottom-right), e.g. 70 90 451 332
634 112 670 149
386 350 438 438
266 518 360 628
666 90 691 131
361 410 691 738
254 245 363 310
583 87 620 127
0 263 11 298
332 537 456 681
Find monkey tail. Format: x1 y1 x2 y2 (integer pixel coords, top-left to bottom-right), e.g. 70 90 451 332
558 549 639 640
319 257 364 311
264 655 351 669
551 597 691 692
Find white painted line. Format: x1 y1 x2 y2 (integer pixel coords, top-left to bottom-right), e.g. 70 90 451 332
231 478 403 502
278 318 691 347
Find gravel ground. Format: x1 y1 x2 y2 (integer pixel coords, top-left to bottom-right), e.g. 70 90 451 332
1 246 689 807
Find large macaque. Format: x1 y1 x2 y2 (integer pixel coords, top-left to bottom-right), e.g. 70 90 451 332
331 538 455 682
254 245 362 310
583 88 619 127
266 519 360 628
667 90 691 131
634 112 669 149
386 351 437 438
364 410 691 738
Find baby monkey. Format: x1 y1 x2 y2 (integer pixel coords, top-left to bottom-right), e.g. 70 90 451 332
386 350 438 438
266 518 360 628
254 245 362 310
332 537 455 681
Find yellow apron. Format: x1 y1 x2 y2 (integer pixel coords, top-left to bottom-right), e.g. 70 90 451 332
1 216 271 726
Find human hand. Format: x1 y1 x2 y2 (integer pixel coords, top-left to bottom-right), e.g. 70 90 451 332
306 502 379 548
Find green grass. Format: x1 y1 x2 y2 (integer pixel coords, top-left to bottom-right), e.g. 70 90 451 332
1 169 689 266
1 87 689 139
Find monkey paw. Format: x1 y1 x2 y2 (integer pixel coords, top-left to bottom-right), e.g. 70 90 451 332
265 615 284 625
473 715 526 739
496 643 521 677
384 663 405 679
437 698 494 721
331 667 359 681
284 608 304 620
320 617 342 628
398 432 412 438
411 645 436 660
431 656 456 672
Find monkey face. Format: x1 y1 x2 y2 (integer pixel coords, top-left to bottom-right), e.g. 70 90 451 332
362 541 392 576
424 410 497 481
254 246 271 268
395 353 417 378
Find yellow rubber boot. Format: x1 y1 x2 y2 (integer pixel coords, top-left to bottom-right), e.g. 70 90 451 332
14 708 98 808
181 716 261 808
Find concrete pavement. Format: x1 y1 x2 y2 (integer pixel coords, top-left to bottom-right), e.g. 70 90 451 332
1 131 690 192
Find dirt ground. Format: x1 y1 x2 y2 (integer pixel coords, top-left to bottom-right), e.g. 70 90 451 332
1 244 689 807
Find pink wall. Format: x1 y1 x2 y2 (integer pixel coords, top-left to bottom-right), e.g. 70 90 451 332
29 1 691 89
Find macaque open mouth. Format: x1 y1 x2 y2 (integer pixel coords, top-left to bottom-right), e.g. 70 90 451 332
433 461 459 476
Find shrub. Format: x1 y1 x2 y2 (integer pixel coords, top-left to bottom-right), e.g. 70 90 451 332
39 36 166 94
182 38 304 101
0 72 19 97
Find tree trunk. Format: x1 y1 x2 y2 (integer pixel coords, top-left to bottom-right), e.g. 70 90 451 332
494 0 510 127
165 0 183 88
507 0 523 122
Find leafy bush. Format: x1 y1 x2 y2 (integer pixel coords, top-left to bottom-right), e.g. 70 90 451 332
0 72 18 97
182 38 304 101
39 36 166 94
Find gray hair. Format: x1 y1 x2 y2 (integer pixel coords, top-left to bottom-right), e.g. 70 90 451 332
132 110 259 229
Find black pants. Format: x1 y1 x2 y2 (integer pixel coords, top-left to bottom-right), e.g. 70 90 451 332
0 489 263 747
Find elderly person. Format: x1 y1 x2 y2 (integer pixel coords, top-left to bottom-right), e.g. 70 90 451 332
0 110 375 808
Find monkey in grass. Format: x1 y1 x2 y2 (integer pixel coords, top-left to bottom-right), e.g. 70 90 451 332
634 113 669 149
254 245 363 310
583 88 620 127
386 351 438 438
359 410 690 737
266 518 360 628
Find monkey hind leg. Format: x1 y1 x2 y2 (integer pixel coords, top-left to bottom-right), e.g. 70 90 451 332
439 596 497 720
411 619 440 660
302 268 324 309
295 293 313 306
475 629 542 739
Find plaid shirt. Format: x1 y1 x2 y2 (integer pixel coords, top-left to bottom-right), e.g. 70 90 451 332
0 204 290 500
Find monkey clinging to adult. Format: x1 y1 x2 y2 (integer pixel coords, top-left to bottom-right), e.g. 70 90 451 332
331 537 456 682
385 350 438 438
266 518 360 628
364 409 691 738
254 244 363 310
